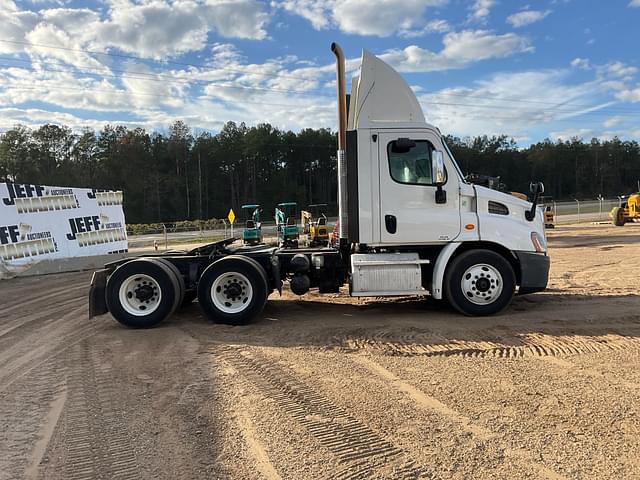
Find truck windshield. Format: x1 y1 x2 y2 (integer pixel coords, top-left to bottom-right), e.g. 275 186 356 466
442 139 467 184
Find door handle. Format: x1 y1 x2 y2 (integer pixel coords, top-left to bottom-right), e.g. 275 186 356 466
385 215 397 234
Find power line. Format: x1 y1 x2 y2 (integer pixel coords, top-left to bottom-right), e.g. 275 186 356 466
420 100 640 117
0 39 331 82
3 84 334 110
0 56 330 96
2 40 639 115
427 90 640 114
3 77 639 121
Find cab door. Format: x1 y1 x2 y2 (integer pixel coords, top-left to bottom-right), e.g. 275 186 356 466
378 130 461 244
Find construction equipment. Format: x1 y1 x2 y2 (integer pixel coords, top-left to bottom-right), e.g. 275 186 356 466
610 194 640 226
301 203 329 247
539 197 555 229
467 173 529 202
275 202 299 247
89 43 549 329
510 192 528 201
241 204 263 245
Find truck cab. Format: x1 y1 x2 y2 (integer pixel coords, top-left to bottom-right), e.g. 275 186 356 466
333 45 549 314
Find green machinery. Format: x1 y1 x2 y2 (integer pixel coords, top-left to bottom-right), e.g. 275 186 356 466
275 202 299 248
241 204 263 245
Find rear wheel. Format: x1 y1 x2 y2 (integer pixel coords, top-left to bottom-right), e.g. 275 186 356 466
444 249 515 316
612 206 626 226
197 256 268 325
106 258 180 328
151 257 185 311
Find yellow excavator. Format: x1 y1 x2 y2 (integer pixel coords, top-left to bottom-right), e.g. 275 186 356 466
301 203 329 247
610 194 640 226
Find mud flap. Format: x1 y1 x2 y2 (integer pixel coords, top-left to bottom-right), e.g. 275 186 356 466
89 269 108 318
271 255 283 295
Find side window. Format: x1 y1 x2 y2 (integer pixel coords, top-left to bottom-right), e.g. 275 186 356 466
387 140 436 185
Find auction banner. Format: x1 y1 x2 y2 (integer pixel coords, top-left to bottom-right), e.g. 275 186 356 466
0 182 127 276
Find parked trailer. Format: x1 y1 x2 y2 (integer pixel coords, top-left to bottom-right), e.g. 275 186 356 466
89 43 550 328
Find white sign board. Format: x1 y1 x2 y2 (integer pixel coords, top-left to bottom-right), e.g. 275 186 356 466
0 182 128 276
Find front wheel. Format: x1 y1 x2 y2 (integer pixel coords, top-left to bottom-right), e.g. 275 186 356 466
197 256 269 325
612 207 625 226
444 250 516 316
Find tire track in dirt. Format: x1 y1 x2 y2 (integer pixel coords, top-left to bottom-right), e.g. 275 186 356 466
0 305 96 391
333 329 640 359
233 396 283 480
0 283 87 317
0 295 86 340
24 387 67 480
61 341 140 480
541 356 640 391
0 362 65 480
217 346 427 480
353 355 567 480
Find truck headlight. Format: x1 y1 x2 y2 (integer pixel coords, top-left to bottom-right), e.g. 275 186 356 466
531 232 546 253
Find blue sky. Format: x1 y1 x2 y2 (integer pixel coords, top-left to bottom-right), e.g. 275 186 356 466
0 0 639 145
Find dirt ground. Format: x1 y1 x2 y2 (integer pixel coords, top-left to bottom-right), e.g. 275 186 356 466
1 223 639 480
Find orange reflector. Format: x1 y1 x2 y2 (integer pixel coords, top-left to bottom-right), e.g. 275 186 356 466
465 224 475 230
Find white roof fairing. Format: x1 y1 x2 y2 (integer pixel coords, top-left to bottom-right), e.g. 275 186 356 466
348 50 429 130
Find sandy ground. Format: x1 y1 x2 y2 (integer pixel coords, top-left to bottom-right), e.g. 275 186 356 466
1 223 639 480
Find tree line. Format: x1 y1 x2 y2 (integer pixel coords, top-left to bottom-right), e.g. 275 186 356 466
1 121 639 223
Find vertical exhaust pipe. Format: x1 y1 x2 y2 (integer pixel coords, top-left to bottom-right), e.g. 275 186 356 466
331 42 348 241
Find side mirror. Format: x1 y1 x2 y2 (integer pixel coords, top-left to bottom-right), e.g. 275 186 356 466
432 150 447 204
525 181 545 221
530 182 545 195
391 137 416 153
432 151 446 186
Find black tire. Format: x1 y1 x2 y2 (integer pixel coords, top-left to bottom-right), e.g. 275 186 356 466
151 257 185 312
612 207 625 226
106 258 181 328
197 256 269 325
444 249 516 316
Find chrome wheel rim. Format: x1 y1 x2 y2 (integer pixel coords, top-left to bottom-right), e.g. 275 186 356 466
211 272 253 314
460 264 503 305
118 274 162 316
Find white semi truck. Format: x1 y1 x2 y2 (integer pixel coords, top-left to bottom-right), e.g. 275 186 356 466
89 43 549 328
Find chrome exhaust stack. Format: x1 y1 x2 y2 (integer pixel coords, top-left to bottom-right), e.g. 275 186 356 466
331 42 349 242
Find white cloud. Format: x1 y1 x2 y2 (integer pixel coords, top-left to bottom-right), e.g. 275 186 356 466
273 0 447 37
25 23 110 72
629 0 640 7
420 70 603 138
92 0 269 59
0 0 270 60
549 128 594 141
506 9 552 28
40 8 101 36
571 58 591 70
0 7 39 54
272 0 330 29
615 84 640 102
606 61 638 78
400 19 451 38
467 0 494 24
120 62 186 109
380 30 532 73
603 116 624 129
0 107 120 131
